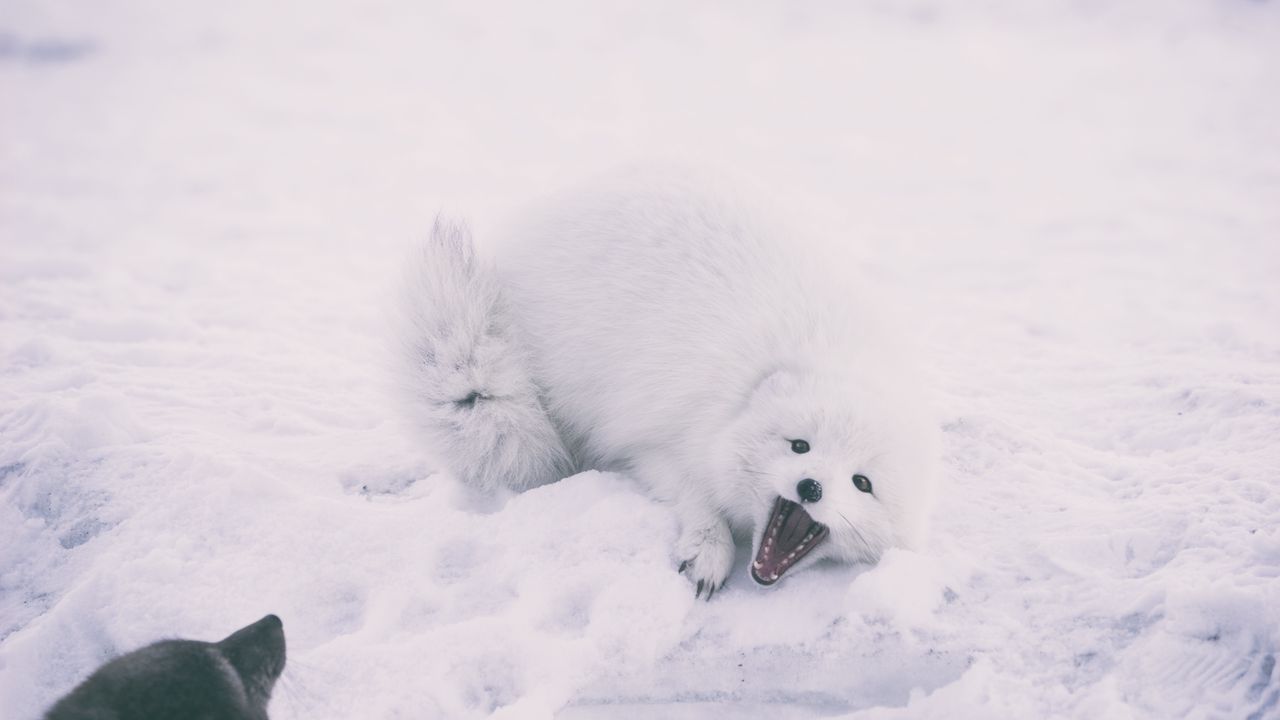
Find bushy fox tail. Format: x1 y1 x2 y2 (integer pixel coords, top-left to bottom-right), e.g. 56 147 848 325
398 217 574 492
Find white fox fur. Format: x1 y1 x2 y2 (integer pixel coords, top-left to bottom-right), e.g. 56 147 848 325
400 171 937 594
398 217 574 493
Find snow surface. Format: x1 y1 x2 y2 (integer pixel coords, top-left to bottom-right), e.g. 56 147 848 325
2 1 1279 718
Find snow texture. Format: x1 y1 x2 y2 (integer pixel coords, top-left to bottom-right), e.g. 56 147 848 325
2 1 1278 718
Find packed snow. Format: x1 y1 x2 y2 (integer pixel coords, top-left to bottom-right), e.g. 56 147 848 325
2 1 1278 718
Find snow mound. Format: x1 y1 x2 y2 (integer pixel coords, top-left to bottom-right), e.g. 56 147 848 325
3 0 1279 718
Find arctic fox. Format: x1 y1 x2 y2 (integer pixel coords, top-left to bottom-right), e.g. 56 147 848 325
45 614 285 720
400 171 937 597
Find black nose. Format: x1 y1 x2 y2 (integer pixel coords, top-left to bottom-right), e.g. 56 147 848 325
797 478 822 503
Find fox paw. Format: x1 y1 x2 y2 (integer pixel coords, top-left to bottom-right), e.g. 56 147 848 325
676 520 734 601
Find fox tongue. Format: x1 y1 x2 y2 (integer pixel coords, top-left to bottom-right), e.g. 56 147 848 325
751 497 829 586
777 499 814 548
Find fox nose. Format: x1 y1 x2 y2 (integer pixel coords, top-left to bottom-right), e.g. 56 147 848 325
796 478 822 503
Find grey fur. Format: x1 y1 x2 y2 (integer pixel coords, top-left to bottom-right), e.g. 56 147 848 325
44 614 286 720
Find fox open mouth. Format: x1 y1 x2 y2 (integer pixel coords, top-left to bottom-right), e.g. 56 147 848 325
751 496 829 586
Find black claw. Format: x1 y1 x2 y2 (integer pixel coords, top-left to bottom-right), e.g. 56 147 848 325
706 584 715 602
696 579 705 598
679 560 689 574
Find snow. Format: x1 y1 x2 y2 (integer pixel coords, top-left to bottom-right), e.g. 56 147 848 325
2 1 1279 718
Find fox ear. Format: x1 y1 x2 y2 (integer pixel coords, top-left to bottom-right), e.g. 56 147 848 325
217 614 286 693
751 367 800 399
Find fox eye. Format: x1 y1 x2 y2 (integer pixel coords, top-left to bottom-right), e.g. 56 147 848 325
852 474 873 494
790 439 810 454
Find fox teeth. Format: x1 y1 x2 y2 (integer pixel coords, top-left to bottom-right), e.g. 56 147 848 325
752 560 763 569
